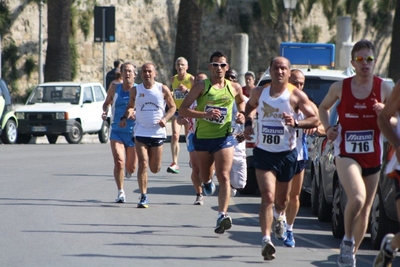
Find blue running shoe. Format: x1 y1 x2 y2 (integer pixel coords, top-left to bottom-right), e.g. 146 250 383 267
283 230 295 247
337 240 355 267
137 194 148 208
214 215 232 234
202 180 216 196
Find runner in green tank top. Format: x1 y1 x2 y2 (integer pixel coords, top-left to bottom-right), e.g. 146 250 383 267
195 78 235 139
179 51 246 235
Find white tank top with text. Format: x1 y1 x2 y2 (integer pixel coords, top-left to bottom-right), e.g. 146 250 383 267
256 85 296 152
134 82 166 138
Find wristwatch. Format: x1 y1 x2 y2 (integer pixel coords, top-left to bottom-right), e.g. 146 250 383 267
294 119 299 128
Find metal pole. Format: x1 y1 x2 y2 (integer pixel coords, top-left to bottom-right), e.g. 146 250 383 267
288 9 292 42
38 0 43 83
102 8 106 88
0 35 2 79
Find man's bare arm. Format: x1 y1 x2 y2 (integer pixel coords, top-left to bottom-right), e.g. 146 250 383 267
163 85 176 122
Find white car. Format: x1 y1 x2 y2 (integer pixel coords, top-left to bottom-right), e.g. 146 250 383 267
15 82 110 144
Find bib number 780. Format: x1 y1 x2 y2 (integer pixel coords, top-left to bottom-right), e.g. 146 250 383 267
262 134 280 144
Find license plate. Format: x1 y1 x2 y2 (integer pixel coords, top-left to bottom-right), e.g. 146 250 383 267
32 126 47 132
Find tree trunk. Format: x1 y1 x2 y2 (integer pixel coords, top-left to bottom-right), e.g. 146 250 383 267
173 0 203 76
44 0 72 82
388 0 400 83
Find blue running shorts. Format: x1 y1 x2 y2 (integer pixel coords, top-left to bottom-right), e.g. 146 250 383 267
253 147 297 182
186 132 195 152
294 159 308 175
110 131 135 148
193 135 234 154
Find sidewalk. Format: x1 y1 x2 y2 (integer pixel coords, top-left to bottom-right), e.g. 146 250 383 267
33 121 186 144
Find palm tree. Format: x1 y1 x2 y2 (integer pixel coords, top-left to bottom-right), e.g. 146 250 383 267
44 0 72 82
173 0 283 75
173 0 204 75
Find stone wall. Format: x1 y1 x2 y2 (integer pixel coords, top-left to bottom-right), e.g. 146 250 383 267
1 0 393 98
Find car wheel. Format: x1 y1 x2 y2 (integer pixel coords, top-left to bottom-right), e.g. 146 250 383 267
311 171 319 215
370 187 399 250
65 121 83 144
332 179 345 238
46 134 58 144
317 175 332 222
98 120 110 143
300 189 311 207
1 119 17 144
16 133 32 144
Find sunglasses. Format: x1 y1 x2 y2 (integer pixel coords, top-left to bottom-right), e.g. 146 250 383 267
227 75 236 80
210 62 228 68
353 56 375 62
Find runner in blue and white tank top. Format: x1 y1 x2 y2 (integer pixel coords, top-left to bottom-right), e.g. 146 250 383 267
111 83 136 134
102 61 138 204
282 69 321 248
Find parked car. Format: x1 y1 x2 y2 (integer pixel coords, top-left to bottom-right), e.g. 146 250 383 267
310 101 340 222
311 77 398 249
241 68 353 196
15 82 110 144
369 142 399 249
0 78 18 144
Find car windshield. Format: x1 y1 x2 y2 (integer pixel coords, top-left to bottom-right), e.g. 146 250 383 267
258 77 340 106
302 78 338 106
27 86 81 104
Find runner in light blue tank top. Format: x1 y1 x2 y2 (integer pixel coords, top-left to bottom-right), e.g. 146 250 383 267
111 83 135 133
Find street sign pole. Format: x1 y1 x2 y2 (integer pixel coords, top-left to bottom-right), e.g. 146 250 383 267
102 8 106 88
94 6 115 88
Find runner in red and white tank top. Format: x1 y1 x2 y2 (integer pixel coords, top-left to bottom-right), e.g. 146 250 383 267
318 40 393 265
334 76 384 169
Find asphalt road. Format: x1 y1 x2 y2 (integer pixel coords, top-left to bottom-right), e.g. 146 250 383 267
0 142 382 267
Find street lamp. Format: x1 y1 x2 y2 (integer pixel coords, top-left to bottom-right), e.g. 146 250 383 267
38 0 44 84
283 0 297 42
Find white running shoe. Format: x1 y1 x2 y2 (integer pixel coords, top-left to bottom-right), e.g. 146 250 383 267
115 191 126 203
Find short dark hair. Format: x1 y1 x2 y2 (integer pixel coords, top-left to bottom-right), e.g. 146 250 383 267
351 39 376 59
209 51 228 63
225 69 237 81
113 60 121 68
122 61 138 75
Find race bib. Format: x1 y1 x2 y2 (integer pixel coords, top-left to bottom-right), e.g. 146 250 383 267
344 130 374 154
261 125 284 148
173 89 187 100
203 105 227 124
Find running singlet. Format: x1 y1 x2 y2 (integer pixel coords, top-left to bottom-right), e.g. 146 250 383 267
293 112 308 161
111 83 134 133
171 73 193 110
256 85 296 152
134 82 167 138
195 79 235 139
334 76 383 168
187 101 197 135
